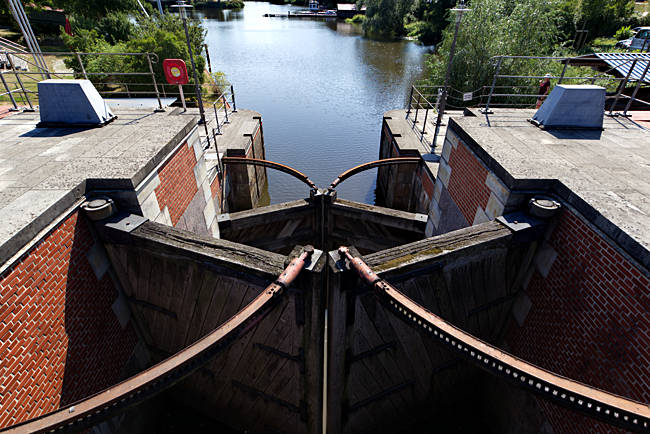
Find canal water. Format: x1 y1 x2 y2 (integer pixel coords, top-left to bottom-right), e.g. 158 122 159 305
197 2 429 204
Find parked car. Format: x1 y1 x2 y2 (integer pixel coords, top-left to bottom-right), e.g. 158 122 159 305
616 38 632 48
628 27 650 50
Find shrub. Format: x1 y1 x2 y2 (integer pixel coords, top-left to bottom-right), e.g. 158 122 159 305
614 25 633 40
345 14 366 24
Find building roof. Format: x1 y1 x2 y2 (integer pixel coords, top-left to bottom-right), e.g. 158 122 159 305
571 53 650 82
454 108 650 265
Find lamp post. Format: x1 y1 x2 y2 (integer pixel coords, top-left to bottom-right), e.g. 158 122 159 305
431 0 470 151
172 1 207 126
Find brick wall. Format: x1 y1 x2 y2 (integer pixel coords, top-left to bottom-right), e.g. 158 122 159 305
445 139 490 224
507 209 650 433
427 128 510 236
0 211 138 429
155 142 198 226
135 127 220 238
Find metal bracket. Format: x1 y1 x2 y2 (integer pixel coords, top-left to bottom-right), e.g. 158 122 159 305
96 212 148 244
497 212 544 242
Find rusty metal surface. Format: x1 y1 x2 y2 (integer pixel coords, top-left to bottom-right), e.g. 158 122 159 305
222 157 317 190
3 247 315 434
328 157 420 190
338 247 650 433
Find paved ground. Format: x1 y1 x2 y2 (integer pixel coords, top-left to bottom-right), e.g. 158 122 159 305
459 108 650 253
383 109 463 177
0 108 196 263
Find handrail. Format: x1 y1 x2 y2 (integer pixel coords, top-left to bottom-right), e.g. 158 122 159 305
339 247 650 433
0 51 164 111
482 54 650 116
328 157 420 190
2 246 314 433
221 157 317 191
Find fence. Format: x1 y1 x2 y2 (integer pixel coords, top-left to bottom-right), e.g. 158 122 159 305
403 53 650 140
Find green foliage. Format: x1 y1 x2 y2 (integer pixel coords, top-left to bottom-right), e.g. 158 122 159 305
61 12 207 95
557 0 634 43
614 25 633 40
360 0 412 39
57 0 140 20
423 0 562 102
345 14 366 24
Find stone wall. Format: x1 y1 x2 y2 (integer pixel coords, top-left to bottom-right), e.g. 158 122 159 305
0 210 139 429
135 127 220 238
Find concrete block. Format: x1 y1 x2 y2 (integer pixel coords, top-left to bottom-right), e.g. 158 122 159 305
193 157 207 189
473 206 490 226
139 191 161 220
433 180 442 203
38 79 114 126
446 129 459 149
532 85 605 129
534 242 558 278
203 198 216 228
111 292 130 329
512 291 532 327
437 160 452 188
135 173 160 204
425 218 435 237
428 201 441 228
201 179 212 204
188 128 203 161
484 192 505 219
441 138 453 163
209 216 220 238
485 171 510 205
86 243 110 280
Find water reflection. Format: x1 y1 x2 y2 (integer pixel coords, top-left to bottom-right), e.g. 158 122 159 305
197 2 427 204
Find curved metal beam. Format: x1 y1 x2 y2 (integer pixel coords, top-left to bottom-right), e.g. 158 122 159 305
328 157 421 190
222 157 317 191
338 247 650 433
4 247 315 434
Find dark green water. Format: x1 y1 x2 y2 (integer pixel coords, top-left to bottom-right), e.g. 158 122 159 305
198 2 429 204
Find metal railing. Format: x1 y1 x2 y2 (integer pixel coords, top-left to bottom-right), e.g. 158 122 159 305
404 85 441 149
0 50 166 111
211 83 237 135
481 55 650 117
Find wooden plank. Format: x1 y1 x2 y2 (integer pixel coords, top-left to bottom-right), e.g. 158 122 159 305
218 199 312 231
331 199 427 233
132 221 285 278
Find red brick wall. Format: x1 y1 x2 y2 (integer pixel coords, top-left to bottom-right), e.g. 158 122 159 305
0 211 138 429
210 174 222 208
446 141 490 225
507 209 650 432
155 142 198 226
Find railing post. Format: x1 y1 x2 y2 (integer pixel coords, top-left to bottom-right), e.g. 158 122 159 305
213 128 222 172
623 59 650 116
421 103 429 138
609 58 637 114
558 58 569 84
6 51 33 111
204 43 212 74
481 56 502 115
0 69 18 110
146 53 165 112
405 85 414 119
222 94 230 124
75 52 88 80
213 102 221 134
230 84 237 112
413 90 421 125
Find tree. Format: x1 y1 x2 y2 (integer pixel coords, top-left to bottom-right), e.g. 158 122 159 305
423 0 562 101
